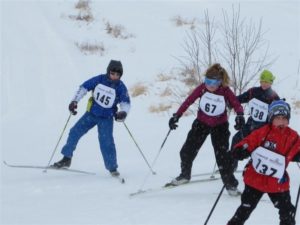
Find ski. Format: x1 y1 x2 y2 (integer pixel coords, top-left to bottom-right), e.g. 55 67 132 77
163 176 220 187
130 177 220 197
3 161 96 175
192 169 243 178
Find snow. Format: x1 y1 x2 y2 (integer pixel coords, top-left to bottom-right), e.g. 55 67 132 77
1 1 300 225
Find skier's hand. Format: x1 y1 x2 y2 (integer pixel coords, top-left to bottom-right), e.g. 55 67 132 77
278 173 288 184
115 111 127 122
234 114 245 130
169 113 180 130
232 144 249 160
292 152 300 162
69 101 78 115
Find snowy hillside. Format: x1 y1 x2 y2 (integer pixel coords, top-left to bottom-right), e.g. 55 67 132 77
1 1 300 225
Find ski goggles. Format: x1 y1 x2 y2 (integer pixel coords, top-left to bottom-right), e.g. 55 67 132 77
204 77 222 87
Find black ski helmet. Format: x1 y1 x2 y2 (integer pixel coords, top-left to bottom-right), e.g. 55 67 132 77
107 60 123 76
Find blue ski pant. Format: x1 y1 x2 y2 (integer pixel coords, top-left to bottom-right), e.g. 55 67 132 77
61 112 117 171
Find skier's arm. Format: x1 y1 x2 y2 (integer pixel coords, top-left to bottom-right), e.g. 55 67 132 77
68 86 88 115
114 83 131 122
232 143 250 160
119 102 130 114
287 135 300 162
118 84 131 114
72 86 88 103
176 85 204 116
225 87 244 114
234 125 269 152
237 88 252 103
72 75 100 103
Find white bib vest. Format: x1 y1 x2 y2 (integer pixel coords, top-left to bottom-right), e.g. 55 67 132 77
248 98 269 122
251 146 285 179
93 84 116 108
199 92 226 116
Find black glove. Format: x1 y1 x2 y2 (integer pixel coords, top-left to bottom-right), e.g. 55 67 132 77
232 144 250 160
69 101 78 115
115 111 127 122
278 172 288 184
292 152 300 162
169 113 180 130
234 114 245 130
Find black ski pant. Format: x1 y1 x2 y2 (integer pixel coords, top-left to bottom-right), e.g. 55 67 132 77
227 185 296 225
179 119 238 189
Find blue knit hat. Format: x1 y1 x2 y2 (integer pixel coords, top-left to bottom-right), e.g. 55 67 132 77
268 100 291 122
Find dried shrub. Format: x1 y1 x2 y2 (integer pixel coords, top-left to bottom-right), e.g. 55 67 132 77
69 13 93 22
105 21 135 39
149 103 172 113
292 99 300 113
160 87 172 97
156 73 172 82
171 15 197 29
179 67 200 88
75 42 105 55
69 0 94 22
75 0 90 10
130 83 148 97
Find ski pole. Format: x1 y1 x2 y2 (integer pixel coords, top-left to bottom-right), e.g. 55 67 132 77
204 184 226 225
131 129 171 195
210 162 217 179
43 113 72 173
135 129 171 193
294 183 300 220
150 129 171 168
123 122 156 175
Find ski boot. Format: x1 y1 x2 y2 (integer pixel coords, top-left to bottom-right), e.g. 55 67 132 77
52 156 71 169
166 175 190 186
110 169 120 177
226 186 242 196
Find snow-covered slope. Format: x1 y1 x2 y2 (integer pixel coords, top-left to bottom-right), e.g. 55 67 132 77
1 1 300 225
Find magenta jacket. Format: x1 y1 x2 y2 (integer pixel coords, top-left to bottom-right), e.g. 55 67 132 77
176 83 243 127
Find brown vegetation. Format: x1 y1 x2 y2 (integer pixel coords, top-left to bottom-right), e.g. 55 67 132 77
75 42 105 55
130 83 148 97
105 22 135 39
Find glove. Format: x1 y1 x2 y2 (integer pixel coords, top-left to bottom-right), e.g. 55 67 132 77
69 101 78 115
169 113 180 130
292 152 300 162
232 144 250 160
234 114 245 130
278 173 288 184
115 111 127 122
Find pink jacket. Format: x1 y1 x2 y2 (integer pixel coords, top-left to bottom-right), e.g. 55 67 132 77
176 84 243 127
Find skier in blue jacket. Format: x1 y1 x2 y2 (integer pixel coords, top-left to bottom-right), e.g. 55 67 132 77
53 60 130 177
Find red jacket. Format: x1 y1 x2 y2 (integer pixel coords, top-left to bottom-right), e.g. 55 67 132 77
235 124 300 193
176 84 243 127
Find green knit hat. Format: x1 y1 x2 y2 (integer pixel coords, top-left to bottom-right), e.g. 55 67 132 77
260 70 275 83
